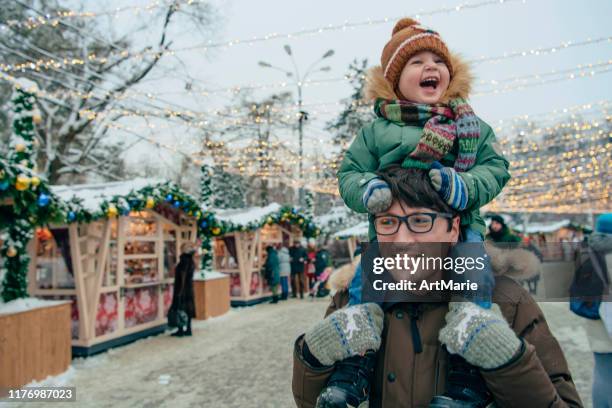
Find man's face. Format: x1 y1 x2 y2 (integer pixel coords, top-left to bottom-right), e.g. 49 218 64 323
372 199 460 294
490 220 502 233
376 200 460 244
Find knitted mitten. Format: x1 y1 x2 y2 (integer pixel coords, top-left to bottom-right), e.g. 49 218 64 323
439 302 521 369
304 303 384 366
428 161 469 211
362 178 392 214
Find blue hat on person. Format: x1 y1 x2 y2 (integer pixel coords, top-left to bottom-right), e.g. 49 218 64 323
596 213 612 234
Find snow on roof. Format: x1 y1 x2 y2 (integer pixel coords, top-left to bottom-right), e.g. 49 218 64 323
315 205 352 227
333 221 370 239
51 178 164 211
214 203 282 226
514 219 572 234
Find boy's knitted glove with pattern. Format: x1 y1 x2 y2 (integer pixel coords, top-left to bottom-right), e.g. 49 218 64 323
362 178 393 214
304 303 384 367
439 302 521 370
428 161 469 211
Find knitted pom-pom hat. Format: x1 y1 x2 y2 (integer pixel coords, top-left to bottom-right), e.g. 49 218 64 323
381 18 453 91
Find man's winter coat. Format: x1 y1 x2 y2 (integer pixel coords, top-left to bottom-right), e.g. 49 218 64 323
292 244 582 407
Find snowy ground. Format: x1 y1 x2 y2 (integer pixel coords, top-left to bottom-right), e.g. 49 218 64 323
2 299 593 407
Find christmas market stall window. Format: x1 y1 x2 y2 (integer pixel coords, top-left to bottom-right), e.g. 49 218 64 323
210 203 319 306
26 178 208 356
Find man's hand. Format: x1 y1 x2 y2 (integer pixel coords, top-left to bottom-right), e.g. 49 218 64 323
304 303 384 366
439 302 521 369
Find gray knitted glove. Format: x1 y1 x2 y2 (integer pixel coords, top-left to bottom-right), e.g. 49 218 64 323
439 302 521 369
304 303 384 366
362 178 392 214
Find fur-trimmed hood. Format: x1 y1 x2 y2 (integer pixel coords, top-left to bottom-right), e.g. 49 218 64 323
364 52 473 103
329 243 541 291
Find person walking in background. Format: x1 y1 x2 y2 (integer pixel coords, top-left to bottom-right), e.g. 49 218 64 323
575 213 612 408
290 240 308 299
487 214 522 244
264 245 281 304
169 242 197 337
306 239 317 289
314 245 331 279
278 244 291 301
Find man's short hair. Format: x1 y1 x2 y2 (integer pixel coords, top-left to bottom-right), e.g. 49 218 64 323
376 165 458 218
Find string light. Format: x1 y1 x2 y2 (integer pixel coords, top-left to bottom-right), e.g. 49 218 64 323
5 34 607 77
4 0 200 29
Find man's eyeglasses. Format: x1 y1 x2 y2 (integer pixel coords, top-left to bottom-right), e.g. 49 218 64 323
373 212 454 235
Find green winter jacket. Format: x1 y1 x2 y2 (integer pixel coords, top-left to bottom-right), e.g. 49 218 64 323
337 59 510 241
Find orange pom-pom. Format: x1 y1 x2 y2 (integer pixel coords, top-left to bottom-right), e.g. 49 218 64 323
392 18 419 36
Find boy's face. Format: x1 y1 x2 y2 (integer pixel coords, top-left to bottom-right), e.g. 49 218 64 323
397 50 450 104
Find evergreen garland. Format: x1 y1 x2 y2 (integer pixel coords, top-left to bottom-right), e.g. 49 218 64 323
1 83 62 302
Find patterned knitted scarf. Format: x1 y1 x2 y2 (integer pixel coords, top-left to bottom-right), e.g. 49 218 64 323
374 98 480 171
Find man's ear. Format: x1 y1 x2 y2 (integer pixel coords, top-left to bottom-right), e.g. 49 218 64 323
449 216 460 244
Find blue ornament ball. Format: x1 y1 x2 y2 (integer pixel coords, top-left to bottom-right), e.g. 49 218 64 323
173 201 181 208
37 193 50 207
68 211 76 222
200 220 208 228
166 194 173 201
0 180 9 191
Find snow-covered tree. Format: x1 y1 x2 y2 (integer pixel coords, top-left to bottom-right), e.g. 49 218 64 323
325 58 374 148
0 0 218 184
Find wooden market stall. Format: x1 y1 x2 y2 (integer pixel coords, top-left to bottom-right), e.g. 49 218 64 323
332 221 369 263
211 203 306 306
26 179 200 356
513 219 588 261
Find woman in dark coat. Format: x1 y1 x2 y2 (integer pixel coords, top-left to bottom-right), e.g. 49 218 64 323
264 245 281 304
170 243 196 336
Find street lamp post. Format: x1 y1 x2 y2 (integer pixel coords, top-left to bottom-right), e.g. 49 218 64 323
259 46 334 205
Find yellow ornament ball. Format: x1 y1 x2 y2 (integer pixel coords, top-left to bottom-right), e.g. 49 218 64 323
33 113 42 124
266 216 273 225
298 218 304 224
31 176 41 187
145 197 155 209
15 144 26 153
107 205 118 218
211 227 221 236
6 246 17 257
15 175 31 191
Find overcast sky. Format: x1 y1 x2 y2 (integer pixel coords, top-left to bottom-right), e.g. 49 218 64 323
96 0 611 171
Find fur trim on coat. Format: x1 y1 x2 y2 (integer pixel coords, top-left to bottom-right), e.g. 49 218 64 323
364 52 473 103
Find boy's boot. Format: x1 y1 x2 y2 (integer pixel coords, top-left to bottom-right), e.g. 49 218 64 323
429 354 493 408
316 351 377 408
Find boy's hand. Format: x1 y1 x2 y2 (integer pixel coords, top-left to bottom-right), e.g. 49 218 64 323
428 162 468 211
439 302 522 369
304 303 384 366
362 178 392 214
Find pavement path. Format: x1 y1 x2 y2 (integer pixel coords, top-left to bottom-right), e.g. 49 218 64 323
4 298 593 407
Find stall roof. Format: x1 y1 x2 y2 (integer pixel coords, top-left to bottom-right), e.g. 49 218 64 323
514 219 572 234
333 221 369 239
315 205 352 227
51 178 164 211
214 203 282 226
